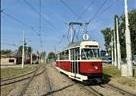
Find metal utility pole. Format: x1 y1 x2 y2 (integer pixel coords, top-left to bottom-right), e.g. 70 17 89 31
30 52 32 64
116 16 121 70
22 31 25 68
124 0 133 76
111 34 114 65
114 17 117 67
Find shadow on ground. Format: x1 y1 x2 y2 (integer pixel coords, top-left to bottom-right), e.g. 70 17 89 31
102 73 112 84
78 73 112 86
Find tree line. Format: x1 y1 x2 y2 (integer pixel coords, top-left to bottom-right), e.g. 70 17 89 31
101 9 136 59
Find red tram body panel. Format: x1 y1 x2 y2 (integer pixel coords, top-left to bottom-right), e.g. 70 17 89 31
79 61 102 74
56 61 71 72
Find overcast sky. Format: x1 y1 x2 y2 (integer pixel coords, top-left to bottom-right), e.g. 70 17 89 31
1 0 136 53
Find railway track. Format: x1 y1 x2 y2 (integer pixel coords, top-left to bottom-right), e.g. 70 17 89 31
51 63 103 96
103 83 136 96
77 83 103 96
0 65 45 86
3 64 46 96
42 64 54 96
3 64 54 96
16 64 54 96
78 83 136 96
45 63 136 96
1 70 35 82
17 64 43 96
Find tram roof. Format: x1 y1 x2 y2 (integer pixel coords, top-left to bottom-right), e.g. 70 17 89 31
68 40 99 48
56 40 99 54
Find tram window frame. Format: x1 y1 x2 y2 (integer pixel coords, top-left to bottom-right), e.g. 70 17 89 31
63 50 69 60
59 50 69 60
70 47 80 60
60 52 64 60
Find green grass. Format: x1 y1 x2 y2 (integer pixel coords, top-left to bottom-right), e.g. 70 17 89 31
1 65 37 79
134 67 136 77
103 65 136 88
103 65 121 78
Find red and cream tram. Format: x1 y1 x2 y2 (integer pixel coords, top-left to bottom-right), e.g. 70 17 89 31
56 40 102 82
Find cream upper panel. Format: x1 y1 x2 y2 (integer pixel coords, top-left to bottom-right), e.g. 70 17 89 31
80 41 99 49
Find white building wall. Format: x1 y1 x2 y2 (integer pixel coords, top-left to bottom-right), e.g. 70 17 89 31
0 58 16 65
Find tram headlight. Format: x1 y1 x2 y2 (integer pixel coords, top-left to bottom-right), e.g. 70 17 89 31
94 66 98 70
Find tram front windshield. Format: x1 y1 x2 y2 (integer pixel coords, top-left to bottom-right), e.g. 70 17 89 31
81 48 99 60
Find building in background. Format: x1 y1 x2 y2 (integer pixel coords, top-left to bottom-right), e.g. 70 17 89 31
0 55 16 65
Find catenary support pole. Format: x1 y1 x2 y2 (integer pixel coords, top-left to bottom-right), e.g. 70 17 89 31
116 16 121 70
124 0 133 76
111 32 114 65
114 16 117 67
22 31 25 68
30 52 32 64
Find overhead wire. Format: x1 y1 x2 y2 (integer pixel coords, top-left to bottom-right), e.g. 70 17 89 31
1 42 19 47
58 0 95 44
1 10 34 30
59 0 85 46
58 34 66 44
76 0 95 20
87 0 115 30
98 2 114 16
1 10 43 52
87 0 108 24
1 10 40 36
23 0 56 29
39 0 44 51
52 0 111 50
2 0 48 51
59 0 78 18
22 0 56 50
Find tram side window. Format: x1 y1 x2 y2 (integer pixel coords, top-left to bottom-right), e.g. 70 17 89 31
60 50 69 60
60 53 63 60
63 50 69 60
70 48 80 60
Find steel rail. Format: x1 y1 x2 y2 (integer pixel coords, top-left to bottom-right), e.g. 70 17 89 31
43 65 54 96
1 66 45 86
18 65 42 96
105 84 136 96
1 70 35 82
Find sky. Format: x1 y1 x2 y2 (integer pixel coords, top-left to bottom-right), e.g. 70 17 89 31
1 0 136 54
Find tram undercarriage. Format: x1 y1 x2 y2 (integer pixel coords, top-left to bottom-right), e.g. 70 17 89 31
56 66 102 83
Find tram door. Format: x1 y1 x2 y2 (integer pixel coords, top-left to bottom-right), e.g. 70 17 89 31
71 48 79 77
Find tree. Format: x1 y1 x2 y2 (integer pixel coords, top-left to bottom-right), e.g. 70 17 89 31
27 46 33 57
40 51 46 59
101 9 136 58
0 49 12 55
101 28 113 55
120 9 136 57
17 45 27 57
40 51 46 63
47 52 56 62
17 44 33 63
